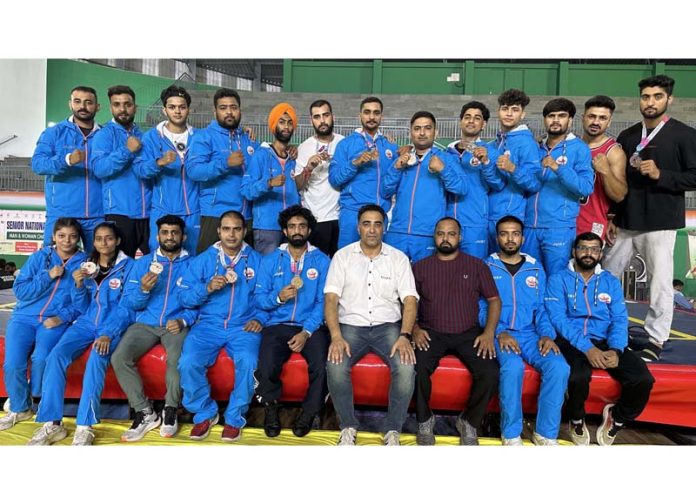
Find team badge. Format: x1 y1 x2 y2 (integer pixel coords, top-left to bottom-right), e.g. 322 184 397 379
244 267 255 280
109 278 122 290
556 156 568 165
306 268 319 280
385 149 393 160
525 276 538 288
247 146 255 155
598 293 612 304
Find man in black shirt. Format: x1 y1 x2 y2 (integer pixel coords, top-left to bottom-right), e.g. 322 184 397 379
604 75 696 361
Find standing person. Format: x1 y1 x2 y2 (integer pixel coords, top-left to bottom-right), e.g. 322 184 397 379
91 85 150 258
135 85 200 255
576 96 628 239
294 99 344 257
329 97 398 248
324 204 418 446
32 86 102 253
29 222 135 445
484 216 569 446
603 75 696 361
412 217 500 446
487 89 541 254
176 211 266 442
242 103 301 255
523 98 594 275
446 101 503 259
0 219 86 432
545 232 654 445
254 205 331 438
186 88 259 253
381 111 467 262
111 215 196 442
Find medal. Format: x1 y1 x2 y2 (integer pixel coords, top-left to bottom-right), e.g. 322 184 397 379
149 261 164 275
407 148 417 167
217 242 245 285
289 249 306 289
225 268 238 284
291 275 303 289
81 261 97 276
629 153 642 168
632 115 669 168
469 156 481 167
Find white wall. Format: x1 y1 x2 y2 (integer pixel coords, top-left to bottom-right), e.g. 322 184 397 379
0 59 46 159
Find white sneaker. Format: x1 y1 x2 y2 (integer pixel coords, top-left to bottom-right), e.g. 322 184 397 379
384 430 400 446
27 422 68 445
2 398 10 413
532 432 559 446
159 406 179 438
569 420 590 446
502 436 523 446
0 410 33 431
337 427 357 446
72 426 95 446
121 409 161 442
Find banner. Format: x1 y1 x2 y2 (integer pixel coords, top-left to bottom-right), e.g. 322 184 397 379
0 208 46 256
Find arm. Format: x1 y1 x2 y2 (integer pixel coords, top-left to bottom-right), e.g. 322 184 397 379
544 275 593 353
533 270 556 338
328 140 359 190
12 252 53 302
379 157 404 199
186 132 229 182
438 154 468 197
254 255 283 310
90 127 136 179
554 146 594 199
120 261 152 311
133 132 170 180
510 144 542 193
303 258 329 335
600 145 628 203
606 277 629 352
31 127 71 176
654 129 696 191
177 257 212 309
480 146 505 192
240 151 272 201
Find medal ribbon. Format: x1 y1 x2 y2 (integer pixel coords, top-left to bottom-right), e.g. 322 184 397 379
289 250 306 277
636 115 670 155
218 243 245 274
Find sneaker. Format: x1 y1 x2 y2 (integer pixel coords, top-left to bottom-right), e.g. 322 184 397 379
0 409 33 431
597 404 623 446
501 436 523 446
639 342 662 362
292 409 315 437
569 420 590 446
2 398 10 413
159 406 179 438
190 413 219 441
532 432 559 446
337 427 357 446
27 422 67 446
416 415 436 446
72 426 95 446
121 409 161 442
221 424 242 442
455 414 479 446
383 430 400 446
263 401 281 438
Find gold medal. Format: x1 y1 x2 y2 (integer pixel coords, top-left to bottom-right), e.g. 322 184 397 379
225 268 238 284
291 275 303 289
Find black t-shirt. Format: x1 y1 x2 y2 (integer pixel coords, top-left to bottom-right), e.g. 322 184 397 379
502 256 526 276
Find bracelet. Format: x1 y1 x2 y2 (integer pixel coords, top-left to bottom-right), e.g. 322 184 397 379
399 332 412 340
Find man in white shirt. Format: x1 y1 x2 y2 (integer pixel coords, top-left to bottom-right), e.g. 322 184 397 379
324 204 418 446
294 100 344 257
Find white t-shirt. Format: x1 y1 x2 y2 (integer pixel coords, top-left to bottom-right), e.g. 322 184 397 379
294 134 344 222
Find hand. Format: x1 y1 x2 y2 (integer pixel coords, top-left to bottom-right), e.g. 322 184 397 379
165 319 184 335
606 221 618 247
43 316 63 329
207 275 227 293
638 159 660 180
48 265 65 280
268 173 286 188
592 153 610 175
474 332 496 359
428 155 445 173
351 151 374 167
288 330 310 352
498 331 520 354
395 151 410 169
413 327 431 351
397 145 411 156
157 150 177 167
244 319 263 333
244 127 257 142
68 149 85 165
538 336 560 357
127 136 142 153
287 145 298 160
227 151 245 168
585 346 606 369
603 350 620 369
306 154 323 171
497 153 516 173
390 336 416 365
473 146 489 164
93 335 112 356
328 337 351 364
72 268 87 288
542 155 559 171
140 271 158 293
278 284 298 302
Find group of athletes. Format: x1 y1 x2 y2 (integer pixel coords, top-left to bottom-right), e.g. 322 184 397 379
1 72 695 445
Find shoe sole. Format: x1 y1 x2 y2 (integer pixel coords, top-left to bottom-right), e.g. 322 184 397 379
121 419 163 443
159 426 179 438
221 432 242 442
455 417 479 446
596 404 615 446
190 413 219 440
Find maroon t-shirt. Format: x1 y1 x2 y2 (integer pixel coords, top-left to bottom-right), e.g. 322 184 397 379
412 252 499 334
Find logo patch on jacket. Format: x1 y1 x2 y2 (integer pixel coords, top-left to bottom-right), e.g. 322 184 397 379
176 276 184 287
525 276 538 288
385 149 393 160
306 268 319 280
109 278 121 290
244 267 255 280
598 292 612 303
247 146 255 155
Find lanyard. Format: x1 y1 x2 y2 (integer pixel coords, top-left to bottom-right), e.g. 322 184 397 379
229 129 242 152
542 136 567 160
636 116 670 155
289 250 306 276
218 244 245 273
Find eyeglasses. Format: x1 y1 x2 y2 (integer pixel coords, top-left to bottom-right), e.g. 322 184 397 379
576 245 602 254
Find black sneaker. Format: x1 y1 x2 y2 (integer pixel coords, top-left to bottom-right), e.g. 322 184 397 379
292 410 315 437
160 406 179 438
263 401 281 437
639 342 662 362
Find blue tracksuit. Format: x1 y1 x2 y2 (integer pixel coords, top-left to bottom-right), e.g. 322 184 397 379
381 147 467 262
37 251 135 426
255 244 330 334
176 242 267 427
121 249 197 328
480 253 569 440
31 117 103 251
446 140 504 259
90 120 151 219
186 121 259 219
134 122 201 254
240 143 300 231
487 125 541 253
3 246 86 413
522 134 594 275
544 262 628 354
328 129 398 248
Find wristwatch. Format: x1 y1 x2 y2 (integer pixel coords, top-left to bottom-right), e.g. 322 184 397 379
400 332 412 340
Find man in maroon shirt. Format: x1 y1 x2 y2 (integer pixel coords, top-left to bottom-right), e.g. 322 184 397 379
412 217 501 445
